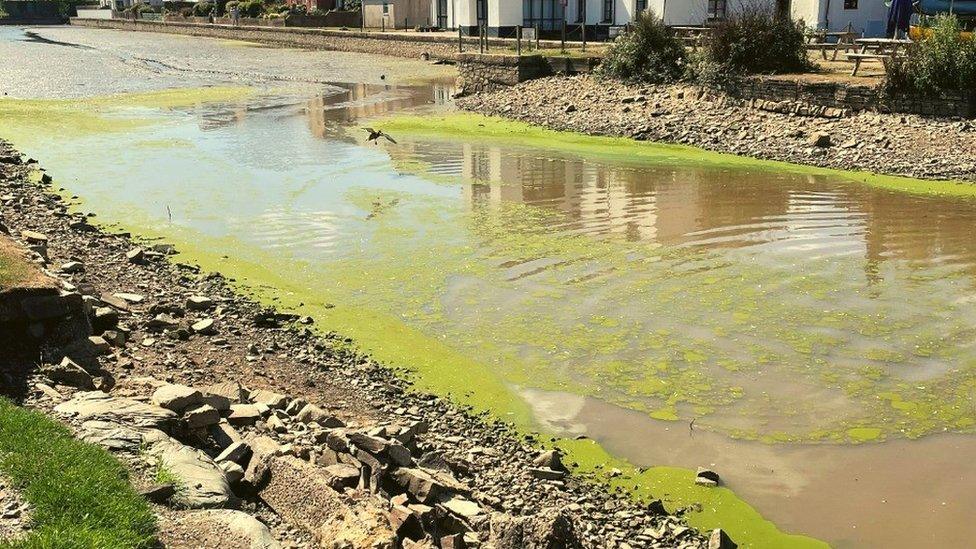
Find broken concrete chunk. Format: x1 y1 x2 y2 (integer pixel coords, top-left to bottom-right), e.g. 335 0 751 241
184 404 220 429
41 356 94 390
151 384 203 413
205 381 249 404
55 391 177 430
186 295 214 310
215 441 251 465
249 389 287 409
191 318 215 335
148 439 234 509
227 404 267 426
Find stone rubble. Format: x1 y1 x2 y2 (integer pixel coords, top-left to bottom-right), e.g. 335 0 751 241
458 74 976 183
0 138 729 547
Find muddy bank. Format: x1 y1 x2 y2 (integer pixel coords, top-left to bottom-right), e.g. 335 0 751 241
457 74 976 183
0 139 721 548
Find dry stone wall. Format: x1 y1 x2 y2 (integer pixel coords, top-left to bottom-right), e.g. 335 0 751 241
71 18 459 60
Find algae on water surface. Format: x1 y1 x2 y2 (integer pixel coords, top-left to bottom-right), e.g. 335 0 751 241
10 89 976 548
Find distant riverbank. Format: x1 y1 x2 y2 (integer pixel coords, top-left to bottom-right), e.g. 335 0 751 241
458 74 976 186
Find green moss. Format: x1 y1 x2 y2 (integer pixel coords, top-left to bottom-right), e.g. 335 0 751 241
846 427 884 442
557 438 827 549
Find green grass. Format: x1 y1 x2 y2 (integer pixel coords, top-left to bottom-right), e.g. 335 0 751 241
0 247 33 290
0 398 156 548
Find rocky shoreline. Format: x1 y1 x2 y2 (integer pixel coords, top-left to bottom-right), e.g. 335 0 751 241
457 74 976 183
0 139 729 548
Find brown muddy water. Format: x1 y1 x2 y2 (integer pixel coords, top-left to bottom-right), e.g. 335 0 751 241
2 25 976 549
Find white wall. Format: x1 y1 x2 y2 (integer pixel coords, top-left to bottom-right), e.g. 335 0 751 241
792 0 887 37
491 0 522 27
435 0 477 27
643 0 709 25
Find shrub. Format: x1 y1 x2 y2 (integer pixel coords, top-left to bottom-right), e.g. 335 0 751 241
193 1 213 16
240 0 264 17
596 11 686 84
886 14 976 96
693 0 812 78
309 7 326 16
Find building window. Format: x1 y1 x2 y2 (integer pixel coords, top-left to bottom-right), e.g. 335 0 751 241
636 0 647 13
382 1 389 14
436 0 448 27
707 0 726 20
844 0 857 8
602 0 613 23
523 0 566 30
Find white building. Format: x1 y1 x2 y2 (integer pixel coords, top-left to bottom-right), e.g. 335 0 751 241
431 0 889 38
791 0 889 37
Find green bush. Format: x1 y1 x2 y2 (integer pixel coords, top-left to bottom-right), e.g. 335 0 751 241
193 1 213 16
886 14 976 96
693 1 812 78
239 0 264 17
596 11 686 84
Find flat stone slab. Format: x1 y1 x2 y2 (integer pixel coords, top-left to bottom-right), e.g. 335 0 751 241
149 439 235 509
161 509 279 549
55 391 177 430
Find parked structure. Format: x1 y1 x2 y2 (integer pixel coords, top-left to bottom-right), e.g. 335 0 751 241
364 0 430 28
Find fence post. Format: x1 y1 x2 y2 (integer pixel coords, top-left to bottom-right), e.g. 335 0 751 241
479 24 484 53
458 26 463 52
517 26 521 56
561 20 566 53
535 23 540 50
484 25 489 52
382 17 385 32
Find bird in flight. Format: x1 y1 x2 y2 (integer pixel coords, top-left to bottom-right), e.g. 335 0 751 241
363 127 397 144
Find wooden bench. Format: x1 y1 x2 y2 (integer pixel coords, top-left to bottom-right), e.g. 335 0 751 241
846 38 912 76
845 53 895 75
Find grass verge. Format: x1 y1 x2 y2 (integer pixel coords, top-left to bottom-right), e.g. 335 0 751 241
0 239 34 290
0 398 156 548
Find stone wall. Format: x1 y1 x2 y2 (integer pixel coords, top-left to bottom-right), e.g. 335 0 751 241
456 53 598 95
0 287 91 350
71 17 464 60
735 76 976 119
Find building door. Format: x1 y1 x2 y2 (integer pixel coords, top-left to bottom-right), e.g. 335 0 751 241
437 0 448 27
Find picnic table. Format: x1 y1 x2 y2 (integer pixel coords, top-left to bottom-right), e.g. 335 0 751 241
805 30 859 61
846 38 913 76
671 26 713 50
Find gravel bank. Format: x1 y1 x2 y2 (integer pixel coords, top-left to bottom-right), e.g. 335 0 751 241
457 74 976 183
0 139 721 549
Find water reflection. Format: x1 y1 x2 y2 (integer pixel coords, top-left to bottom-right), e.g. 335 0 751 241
395 138 976 279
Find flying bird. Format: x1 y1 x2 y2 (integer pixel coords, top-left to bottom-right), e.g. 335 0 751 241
363 127 397 145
